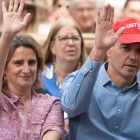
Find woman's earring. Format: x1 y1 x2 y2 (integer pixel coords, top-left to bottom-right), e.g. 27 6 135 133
79 56 82 65
53 54 55 62
3 75 7 84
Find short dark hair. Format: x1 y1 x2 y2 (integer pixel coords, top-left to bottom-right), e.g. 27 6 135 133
124 0 140 9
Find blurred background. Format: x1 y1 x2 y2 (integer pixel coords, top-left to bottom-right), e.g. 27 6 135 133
1 0 140 58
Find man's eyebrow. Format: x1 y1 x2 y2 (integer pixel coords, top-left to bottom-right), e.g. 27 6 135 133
120 43 130 46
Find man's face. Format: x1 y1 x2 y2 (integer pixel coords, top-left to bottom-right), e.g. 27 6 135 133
122 1 140 20
72 0 96 33
107 40 140 80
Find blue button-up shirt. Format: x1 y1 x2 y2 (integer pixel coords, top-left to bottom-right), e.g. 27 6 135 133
61 56 140 140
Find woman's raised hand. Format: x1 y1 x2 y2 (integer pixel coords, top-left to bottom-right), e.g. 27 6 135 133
94 4 125 51
2 0 30 35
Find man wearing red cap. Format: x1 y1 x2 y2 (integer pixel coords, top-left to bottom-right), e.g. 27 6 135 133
61 3 140 140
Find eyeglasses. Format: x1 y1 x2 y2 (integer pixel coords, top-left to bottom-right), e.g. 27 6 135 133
76 7 95 13
53 35 81 45
23 6 35 13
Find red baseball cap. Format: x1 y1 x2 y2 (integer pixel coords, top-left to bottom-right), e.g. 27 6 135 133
113 17 140 43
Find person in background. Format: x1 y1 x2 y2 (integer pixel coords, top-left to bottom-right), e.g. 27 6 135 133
0 0 64 139
41 18 87 100
6 0 47 34
45 0 53 13
103 0 126 22
39 18 87 136
61 2 140 139
50 0 72 23
36 0 52 35
121 0 140 20
70 0 96 33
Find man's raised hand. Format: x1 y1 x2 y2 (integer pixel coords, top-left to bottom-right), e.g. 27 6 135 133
95 4 125 51
90 4 125 62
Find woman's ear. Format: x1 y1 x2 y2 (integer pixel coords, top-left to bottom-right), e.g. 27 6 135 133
50 41 55 55
3 68 6 75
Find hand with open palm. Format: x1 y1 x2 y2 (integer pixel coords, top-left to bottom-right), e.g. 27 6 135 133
2 0 30 36
90 4 126 62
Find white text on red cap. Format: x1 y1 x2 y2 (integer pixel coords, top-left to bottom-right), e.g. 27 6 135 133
126 23 140 29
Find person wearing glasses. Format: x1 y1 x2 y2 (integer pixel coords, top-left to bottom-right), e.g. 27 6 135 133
70 0 96 33
0 0 64 139
38 18 87 137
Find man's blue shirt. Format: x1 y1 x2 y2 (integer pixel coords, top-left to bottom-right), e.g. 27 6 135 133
61 56 140 140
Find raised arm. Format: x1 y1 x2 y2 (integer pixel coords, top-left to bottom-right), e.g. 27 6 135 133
61 4 126 117
0 0 30 83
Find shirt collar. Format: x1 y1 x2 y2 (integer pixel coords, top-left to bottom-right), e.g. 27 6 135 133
3 91 21 104
98 61 111 86
136 73 140 88
9 92 21 103
98 61 140 87
1 92 19 119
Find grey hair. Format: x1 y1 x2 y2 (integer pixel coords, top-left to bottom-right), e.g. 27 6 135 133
70 0 97 9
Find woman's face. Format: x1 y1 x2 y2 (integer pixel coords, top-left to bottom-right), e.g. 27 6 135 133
54 0 71 19
21 4 35 23
4 47 37 90
50 25 81 64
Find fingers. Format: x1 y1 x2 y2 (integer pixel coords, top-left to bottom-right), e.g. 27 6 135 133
115 27 126 38
101 4 114 23
21 13 30 26
96 10 101 25
13 0 19 12
110 6 114 23
8 0 14 12
2 1 7 13
101 5 107 22
7 0 25 14
106 5 111 21
18 0 25 14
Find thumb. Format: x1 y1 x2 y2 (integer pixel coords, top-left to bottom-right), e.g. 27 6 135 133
115 27 126 38
21 13 30 27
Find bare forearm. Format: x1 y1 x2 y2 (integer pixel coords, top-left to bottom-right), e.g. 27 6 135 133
42 131 61 140
0 32 14 82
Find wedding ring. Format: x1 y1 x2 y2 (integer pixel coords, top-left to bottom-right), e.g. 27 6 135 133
8 10 12 12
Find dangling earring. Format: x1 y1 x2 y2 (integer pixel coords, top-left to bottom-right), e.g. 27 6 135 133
3 75 7 84
79 55 82 65
53 54 55 62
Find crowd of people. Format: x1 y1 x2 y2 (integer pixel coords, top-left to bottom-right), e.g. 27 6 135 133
1 0 140 34
0 0 140 140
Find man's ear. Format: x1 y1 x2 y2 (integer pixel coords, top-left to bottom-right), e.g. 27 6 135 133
50 41 55 55
107 48 112 58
